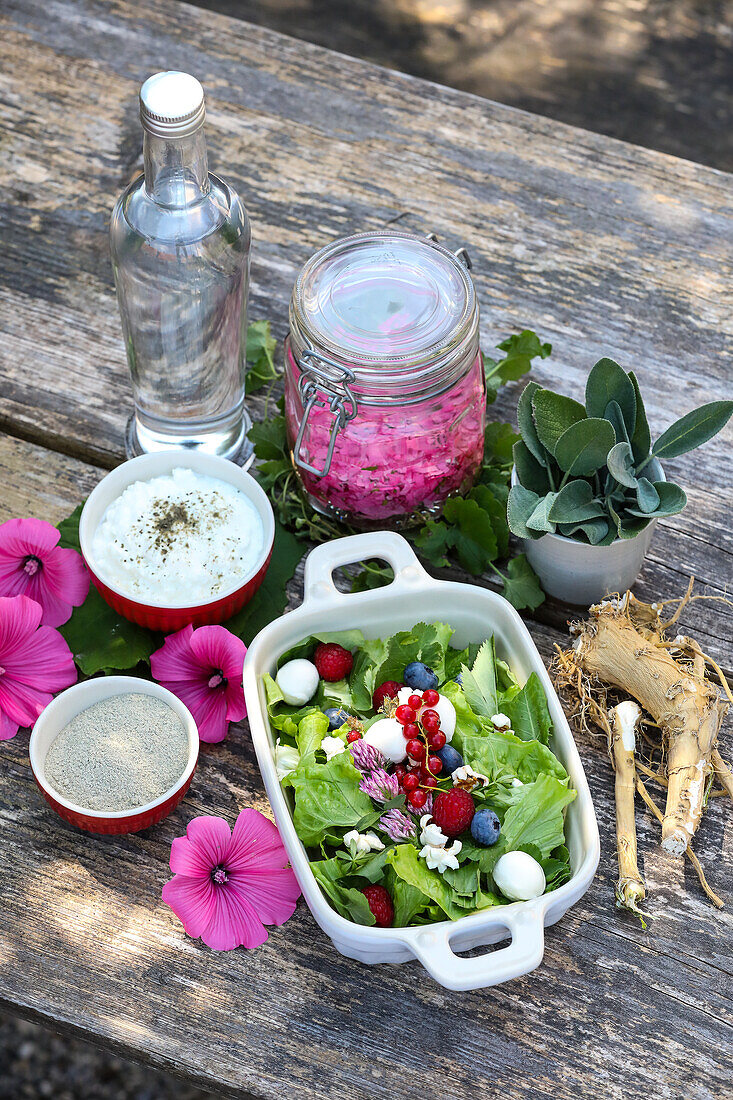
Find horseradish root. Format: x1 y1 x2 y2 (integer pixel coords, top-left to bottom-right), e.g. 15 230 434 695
609 701 646 920
570 600 726 854
552 584 730 913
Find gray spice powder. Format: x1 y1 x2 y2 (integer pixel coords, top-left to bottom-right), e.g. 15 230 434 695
45 694 189 811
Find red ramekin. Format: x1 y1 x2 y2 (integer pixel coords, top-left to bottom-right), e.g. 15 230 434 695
79 451 275 631
30 677 199 835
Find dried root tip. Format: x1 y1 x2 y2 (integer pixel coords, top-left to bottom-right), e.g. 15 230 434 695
712 749 733 801
615 877 648 927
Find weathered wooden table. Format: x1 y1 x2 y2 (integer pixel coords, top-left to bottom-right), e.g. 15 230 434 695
0 1 731 1097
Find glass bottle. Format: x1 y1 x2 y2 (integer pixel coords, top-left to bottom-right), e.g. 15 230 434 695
110 71 252 464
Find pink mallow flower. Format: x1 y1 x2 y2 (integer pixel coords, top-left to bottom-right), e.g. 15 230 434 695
151 624 246 744
162 810 301 950
0 518 89 627
0 594 77 740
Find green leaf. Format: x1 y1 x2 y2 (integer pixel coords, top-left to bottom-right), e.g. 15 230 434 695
557 517 610 544
459 727 567 786
547 481 606 524
387 870 431 927
59 588 157 676
584 357 636 434
628 371 651 463
57 504 83 552
525 494 558 534
652 401 733 460
494 330 552 380
494 775 575 862
290 751 374 847
516 381 548 465
310 858 376 925
635 477 660 514
554 418 615 476
503 671 552 744
606 441 638 488
513 440 551 494
296 711 330 757
626 481 687 518
501 555 545 611
224 518 303 644
249 413 289 461
350 562 395 592
386 844 492 921
245 320 278 394
506 484 542 540
604 400 630 446
416 489 509 576
531 390 587 455
460 638 498 718
483 421 519 466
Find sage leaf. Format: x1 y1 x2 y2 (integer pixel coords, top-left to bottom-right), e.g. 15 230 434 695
635 477 660 514
629 371 651 463
531 390 587 455
513 440 552 494
507 484 542 539
548 481 606 523
606 441 638 488
605 400 629 445
584 357 636 434
652 400 733 460
526 494 558 533
517 381 548 465
626 481 687 518
554 417 615 475
557 517 610 544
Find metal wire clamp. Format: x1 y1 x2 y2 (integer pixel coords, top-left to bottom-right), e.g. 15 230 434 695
293 349 358 477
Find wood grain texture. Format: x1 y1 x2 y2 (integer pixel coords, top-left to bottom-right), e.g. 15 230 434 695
0 0 731 1095
0 434 730 1100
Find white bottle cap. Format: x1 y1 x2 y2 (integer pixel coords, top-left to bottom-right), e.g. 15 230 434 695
139 71 206 138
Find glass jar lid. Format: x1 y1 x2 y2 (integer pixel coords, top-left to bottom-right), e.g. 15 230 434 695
289 231 479 401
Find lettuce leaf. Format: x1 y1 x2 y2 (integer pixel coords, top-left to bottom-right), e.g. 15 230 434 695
503 671 552 744
310 858 376 925
349 621 455 711
296 711 330 757
386 844 470 920
460 729 567 784
290 751 373 846
460 637 498 718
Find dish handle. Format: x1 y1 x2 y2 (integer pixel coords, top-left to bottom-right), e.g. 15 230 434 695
303 532 432 605
409 904 546 991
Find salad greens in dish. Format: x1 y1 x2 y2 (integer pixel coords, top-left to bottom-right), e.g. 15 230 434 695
263 622 575 928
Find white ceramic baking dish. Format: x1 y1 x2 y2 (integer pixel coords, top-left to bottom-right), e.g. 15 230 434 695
243 532 599 990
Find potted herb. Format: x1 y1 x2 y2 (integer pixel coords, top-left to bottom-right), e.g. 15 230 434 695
507 357 732 603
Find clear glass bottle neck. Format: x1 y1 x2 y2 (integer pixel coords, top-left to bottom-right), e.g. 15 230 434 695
143 126 209 206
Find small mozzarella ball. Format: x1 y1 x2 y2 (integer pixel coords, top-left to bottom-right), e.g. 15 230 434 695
493 851 546 902
276 659 320 706
363 717 407 763
397 687 456 742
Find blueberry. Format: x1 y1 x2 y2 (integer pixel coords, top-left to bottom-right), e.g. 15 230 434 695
471 808 501 847
403 661 439 691
324 706 349 731
436 744 463 774
454 672 463 686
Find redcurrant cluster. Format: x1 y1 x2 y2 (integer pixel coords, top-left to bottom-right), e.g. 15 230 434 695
393 688 448 809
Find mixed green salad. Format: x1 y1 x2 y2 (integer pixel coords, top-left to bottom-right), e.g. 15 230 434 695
263 622 575 928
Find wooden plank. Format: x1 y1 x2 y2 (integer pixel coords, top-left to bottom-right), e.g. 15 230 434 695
0 434 730 1100
0 0 732 479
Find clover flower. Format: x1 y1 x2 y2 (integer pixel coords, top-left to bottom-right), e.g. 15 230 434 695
378 809 417 843
358 766 400 803
349 739 386 772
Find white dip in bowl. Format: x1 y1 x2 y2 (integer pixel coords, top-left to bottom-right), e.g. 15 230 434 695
91 467 265 604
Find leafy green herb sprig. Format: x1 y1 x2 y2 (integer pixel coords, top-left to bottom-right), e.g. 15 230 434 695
508 357 733 546
248 328 552 611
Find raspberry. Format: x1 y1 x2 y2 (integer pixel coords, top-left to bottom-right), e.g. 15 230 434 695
432 788 475 837
314 643 354 682
372 680 402 710
361 884 394 927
